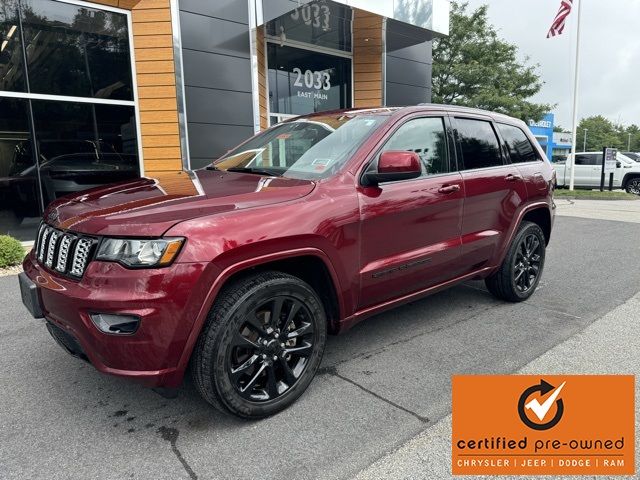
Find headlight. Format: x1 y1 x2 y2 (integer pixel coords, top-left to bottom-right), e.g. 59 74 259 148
96 237 184 267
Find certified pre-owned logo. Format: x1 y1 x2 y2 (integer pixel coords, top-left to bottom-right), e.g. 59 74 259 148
518 379 566 430
452 375 634 476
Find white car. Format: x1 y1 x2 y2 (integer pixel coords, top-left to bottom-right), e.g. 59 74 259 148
553 152 640 194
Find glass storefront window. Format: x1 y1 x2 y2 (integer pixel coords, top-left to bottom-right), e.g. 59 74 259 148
0 97 40 240
31 101 139 207
266 0 352 53
21 0 134 100
0 1 139 240
0 1 26 92
267 43 351 118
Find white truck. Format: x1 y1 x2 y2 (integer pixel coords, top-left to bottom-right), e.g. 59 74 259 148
553 152 640 194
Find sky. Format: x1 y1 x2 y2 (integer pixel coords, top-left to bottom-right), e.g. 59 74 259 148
463 0 640 130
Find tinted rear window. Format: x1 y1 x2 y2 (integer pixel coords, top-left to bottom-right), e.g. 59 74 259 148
575 154 602 166
497 123 539 163
455 118 503 170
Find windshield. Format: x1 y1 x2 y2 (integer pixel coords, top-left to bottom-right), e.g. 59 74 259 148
212 114 387 180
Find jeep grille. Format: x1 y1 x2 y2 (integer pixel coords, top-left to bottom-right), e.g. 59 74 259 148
35 224 97 279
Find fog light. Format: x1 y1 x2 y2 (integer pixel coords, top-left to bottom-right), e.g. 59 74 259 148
90 313 140 335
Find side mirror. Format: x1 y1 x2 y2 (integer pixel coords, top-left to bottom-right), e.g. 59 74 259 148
616 161 622 168
362 151 422 186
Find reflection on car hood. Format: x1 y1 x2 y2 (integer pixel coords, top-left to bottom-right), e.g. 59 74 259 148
44 169 316 237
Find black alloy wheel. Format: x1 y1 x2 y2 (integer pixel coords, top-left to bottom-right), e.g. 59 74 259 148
625 178 640 195
513 233 543 294
192 271 326 418
485 221 546 302
227 296 315 402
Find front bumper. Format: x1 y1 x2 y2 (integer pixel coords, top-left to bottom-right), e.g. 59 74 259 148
22 251 215 388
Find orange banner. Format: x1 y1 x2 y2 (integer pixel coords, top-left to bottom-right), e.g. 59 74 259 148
452 375 635 476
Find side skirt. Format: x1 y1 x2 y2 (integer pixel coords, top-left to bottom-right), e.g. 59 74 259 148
336 266 495 333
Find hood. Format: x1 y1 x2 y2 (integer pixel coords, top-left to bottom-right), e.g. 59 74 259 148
44 170 315 237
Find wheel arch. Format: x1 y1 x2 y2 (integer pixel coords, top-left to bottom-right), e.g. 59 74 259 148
622 173 640 189
489 202 552 275
173 249 344 383
521 207 552 245
219 254 342 334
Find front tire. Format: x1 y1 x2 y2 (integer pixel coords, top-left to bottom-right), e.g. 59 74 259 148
191 271 327 418
625 178 640 195
485 221 546 302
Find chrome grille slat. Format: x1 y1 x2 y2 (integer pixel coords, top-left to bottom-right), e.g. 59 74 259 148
35 224 46 253
70 238 93 277
35 224 95 279
55 235 74 272
38 227 51 262
45 230 59 267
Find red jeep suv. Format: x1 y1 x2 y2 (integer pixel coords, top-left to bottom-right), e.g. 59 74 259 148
20 106 555 418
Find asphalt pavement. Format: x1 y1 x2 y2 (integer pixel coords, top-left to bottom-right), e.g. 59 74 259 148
353 291 640 480
1 213 639 480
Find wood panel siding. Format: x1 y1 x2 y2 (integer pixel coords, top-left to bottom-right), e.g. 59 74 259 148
352 9 384 108
133 34 173 49
90 0 183 174
256 25 269 130
136 73 176 86
140 123 179 136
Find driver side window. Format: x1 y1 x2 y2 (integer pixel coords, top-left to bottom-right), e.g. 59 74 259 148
372 117 449 177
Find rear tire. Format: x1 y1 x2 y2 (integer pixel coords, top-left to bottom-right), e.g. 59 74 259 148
191 271 326 419
485 221 546 302
625 178 640 195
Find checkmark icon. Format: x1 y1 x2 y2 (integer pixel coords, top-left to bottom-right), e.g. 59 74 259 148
525 381 566 421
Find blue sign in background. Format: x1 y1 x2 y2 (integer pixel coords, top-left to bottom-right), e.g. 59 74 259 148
528 113 555 158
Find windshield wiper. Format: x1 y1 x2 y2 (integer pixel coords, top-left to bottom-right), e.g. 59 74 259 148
226 167 282 177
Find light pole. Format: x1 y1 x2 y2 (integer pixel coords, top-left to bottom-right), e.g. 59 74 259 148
568 0 583 191
583 129 588 151
628 133 632 151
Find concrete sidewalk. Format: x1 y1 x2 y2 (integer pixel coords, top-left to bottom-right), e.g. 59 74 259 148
352 292 640 480
555 198 640 223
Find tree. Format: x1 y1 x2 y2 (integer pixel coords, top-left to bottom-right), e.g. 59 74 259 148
432 2 553 121
577 116 617 151
553 126 569 133
578 116 640 152
621 124 640 152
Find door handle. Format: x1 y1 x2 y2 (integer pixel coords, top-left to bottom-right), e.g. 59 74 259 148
438 184 461 194
505 174 523 182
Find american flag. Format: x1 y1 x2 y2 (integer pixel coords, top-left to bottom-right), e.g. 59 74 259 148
547 0 573 38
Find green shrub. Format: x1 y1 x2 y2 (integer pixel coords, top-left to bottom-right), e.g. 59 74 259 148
0 235 25 268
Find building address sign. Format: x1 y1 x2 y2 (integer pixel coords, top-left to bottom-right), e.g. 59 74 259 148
292 68 332 91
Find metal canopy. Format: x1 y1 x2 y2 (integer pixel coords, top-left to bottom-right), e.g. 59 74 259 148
257 0 450 36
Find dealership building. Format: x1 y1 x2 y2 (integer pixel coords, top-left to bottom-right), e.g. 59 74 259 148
0 0 449 240
527 113 572 161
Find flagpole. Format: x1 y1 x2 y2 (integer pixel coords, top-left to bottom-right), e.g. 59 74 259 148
568 0 582 191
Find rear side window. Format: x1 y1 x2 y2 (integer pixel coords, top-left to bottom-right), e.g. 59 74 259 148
497 123 539 163
575 154 602 165
455 118 503 170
